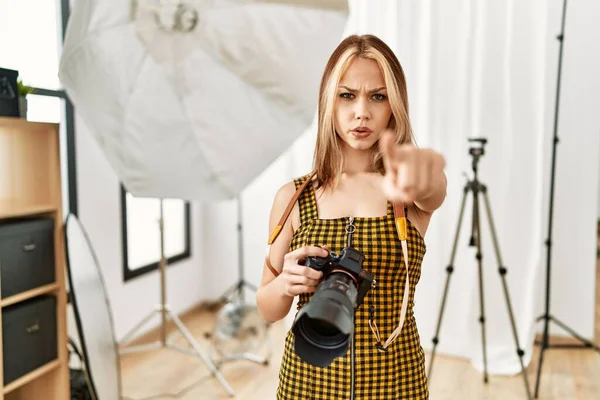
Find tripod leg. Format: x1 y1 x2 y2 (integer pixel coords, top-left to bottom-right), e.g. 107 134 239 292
168 310 236 397
242 280 258 292
218 281 242 304
472 186 489 384
547 316 600 352
534 264 553 398
428 186 469 381
119 308 160 348
533 341 547 398
481 189 533 400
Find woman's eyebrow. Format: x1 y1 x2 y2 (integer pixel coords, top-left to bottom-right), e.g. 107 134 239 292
338 85 387 93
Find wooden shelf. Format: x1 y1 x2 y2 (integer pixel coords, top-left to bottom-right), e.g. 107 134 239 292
0 120 62 214
0 201 57 220
0 118 58 131
1 284 59 308
0 119 69 399
2 360 60 395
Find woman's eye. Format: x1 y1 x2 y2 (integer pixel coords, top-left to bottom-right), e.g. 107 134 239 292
372 93 386 101
340 92 354 99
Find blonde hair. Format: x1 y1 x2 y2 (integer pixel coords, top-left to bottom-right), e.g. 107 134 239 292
313 34 415 189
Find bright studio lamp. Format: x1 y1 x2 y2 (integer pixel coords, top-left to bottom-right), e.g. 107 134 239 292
59 0 349 396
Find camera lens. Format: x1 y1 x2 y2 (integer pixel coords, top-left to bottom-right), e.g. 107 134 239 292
296 317 348 348
311 319 340 337
291 272 358 367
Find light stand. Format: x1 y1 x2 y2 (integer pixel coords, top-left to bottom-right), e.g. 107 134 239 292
427 138 532 400
214 196 271 366
218 197 258 305
533 0 600 397
118 199 235 397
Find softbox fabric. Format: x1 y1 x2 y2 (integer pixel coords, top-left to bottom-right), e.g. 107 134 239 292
65 214 121 399
58 0 349 201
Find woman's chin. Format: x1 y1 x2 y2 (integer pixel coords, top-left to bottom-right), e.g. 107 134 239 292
337 133 379 151
345 138 377 151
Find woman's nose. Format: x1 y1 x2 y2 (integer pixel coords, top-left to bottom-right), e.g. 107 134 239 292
354 98 370 120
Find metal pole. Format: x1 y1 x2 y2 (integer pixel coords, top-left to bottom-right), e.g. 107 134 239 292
159 199 167 345
237 197 245 304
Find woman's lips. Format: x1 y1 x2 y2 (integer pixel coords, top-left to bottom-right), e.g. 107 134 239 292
351 129 372 139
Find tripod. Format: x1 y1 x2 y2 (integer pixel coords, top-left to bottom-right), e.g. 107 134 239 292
118 199 235 397
533 0 600 397
427 138 532 400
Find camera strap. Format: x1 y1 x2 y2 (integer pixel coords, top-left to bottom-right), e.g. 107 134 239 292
379 203 411 350
264 171 317 277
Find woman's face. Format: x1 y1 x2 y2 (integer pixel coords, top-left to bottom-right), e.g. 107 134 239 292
334 57 392 151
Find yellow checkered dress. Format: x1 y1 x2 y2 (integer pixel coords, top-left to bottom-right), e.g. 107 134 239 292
276 174 429 400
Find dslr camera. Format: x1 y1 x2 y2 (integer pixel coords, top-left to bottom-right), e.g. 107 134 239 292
291 246 374 367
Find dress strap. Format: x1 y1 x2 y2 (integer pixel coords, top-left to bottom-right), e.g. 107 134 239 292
295 173 319 225
264 171 316 277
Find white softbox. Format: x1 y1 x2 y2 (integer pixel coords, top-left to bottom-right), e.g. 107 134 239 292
59 0 348 200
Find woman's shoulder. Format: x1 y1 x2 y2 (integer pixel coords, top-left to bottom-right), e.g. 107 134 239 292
270 172 315 232
272 172 312 207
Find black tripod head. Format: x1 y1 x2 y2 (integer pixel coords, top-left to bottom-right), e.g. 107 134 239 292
468 137 487 176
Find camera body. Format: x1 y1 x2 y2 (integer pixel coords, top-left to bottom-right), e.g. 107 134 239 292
303 246 374 307
291 245 374 367
468 137 487 157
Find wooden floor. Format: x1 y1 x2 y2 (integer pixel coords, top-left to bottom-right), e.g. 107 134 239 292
120 308 599 400
120 228 600 399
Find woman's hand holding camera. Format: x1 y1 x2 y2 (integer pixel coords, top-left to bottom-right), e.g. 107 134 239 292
279 245 328 297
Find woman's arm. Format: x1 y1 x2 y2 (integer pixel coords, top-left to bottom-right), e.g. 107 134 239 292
414 168 447 213
256 181 328 323
256 182 297 323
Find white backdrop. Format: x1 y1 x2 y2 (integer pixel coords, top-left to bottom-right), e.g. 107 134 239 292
202 0 600 376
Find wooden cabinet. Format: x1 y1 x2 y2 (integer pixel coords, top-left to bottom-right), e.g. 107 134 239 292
0 117 69 399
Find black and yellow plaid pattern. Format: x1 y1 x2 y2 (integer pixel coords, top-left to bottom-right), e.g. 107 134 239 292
276 174 429 400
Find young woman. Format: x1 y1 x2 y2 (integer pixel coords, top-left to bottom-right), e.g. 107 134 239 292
256 34 447 400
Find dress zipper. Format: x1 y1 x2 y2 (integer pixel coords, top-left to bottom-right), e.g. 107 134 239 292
345 217 356 400
351 331 356 400
346 216 355 247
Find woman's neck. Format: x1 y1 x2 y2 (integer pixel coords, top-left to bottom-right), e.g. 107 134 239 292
340 142 375 175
